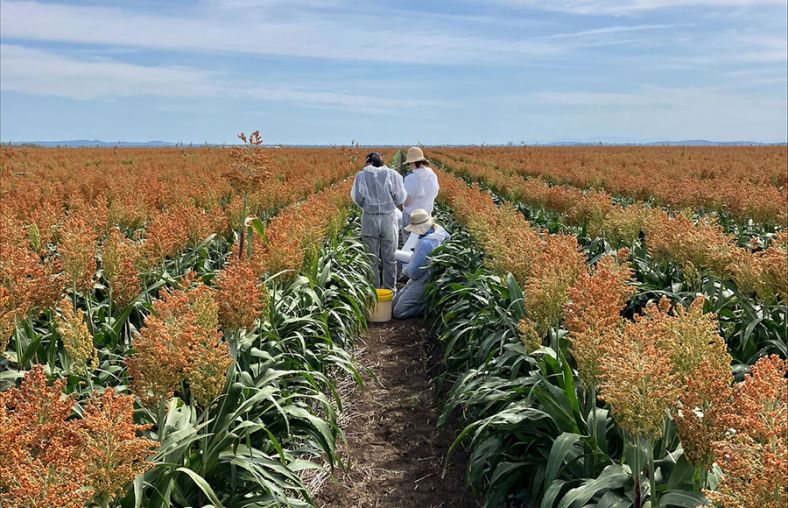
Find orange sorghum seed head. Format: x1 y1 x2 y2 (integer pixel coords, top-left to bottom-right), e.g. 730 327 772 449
706 355 787 507
1 231 63 322
58 214 98 293
644 210 734 279
56 298 98 373
101 229 143 308
127 278 229 409
80 388 157 504
565 255 636 388
214 258 266 331
599 203 652 248
524 233 587 338
659 297 731 383
674 357 733 469
0 365 93 508
597 305 681 440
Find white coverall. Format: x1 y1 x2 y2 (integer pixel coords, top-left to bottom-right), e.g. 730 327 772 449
402 166 440 227
351 164 407 290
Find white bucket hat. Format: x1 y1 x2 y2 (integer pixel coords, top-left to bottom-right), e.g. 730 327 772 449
404 146 427 164
405 208 434 235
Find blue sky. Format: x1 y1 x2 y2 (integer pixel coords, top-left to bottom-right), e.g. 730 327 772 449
1 0 786 144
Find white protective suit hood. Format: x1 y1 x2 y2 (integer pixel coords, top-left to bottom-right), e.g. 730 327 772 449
351 165 406 215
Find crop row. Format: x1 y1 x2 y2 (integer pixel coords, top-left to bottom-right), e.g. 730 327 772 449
1 145 376 507
433 146 788 225
431 159 787 364
425 169 786 507
1 145 365 361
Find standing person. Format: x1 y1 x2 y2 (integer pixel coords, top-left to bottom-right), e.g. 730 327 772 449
393 209 450 319
351 152 407 290
401 147 439 230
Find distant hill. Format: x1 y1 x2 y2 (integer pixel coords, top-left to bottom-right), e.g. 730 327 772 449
540 139 783 147
3 139 785 148
6 140 178 148
641 139 778 147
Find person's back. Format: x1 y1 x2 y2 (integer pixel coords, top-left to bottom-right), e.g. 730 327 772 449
353 165 404 215
351 153 406 290
403 166 439 218
402 147 439 228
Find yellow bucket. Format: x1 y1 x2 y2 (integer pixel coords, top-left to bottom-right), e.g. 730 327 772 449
370 288 394 322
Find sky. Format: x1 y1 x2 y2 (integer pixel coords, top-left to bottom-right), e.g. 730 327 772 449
1 0 786 144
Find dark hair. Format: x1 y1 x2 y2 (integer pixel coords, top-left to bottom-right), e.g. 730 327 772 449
414 160 429 168
365 152 384 167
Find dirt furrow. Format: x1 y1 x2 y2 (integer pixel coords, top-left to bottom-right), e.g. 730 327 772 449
317 319 477 508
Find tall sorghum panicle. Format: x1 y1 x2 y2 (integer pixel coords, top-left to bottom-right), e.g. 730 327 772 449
728 231 788 303
0 365 90 507
639 295 734 473
0 288 17 354
127 278 230 408
597 306 680 441
565 253 635 388
599 297 732 440
140 208 189 268
1 222 64 347
655 296 731 384
596 300 681 507
522 233 586 343
101 228 142 309
58 214 98 295
644 210 734 279
225 130 270 194
0 366 157 508
673 357 733 472
214 258 267 332
184 283 231 407
226 130 270 259
56 298 98 374
599 203 652 247
80 388 157 505
706 355 787 508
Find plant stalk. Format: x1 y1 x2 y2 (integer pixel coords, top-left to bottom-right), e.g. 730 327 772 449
108 285 113 325
631 435 642 508
646 437 657 507
588 383 598 476
238 192 248 260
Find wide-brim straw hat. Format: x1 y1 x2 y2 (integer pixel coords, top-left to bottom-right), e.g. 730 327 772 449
404 146 427 164
405 208 434 235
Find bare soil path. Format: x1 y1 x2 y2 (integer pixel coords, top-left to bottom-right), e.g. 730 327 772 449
317 319 478 508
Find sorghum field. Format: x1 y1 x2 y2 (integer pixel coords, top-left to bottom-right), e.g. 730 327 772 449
0 141 785 508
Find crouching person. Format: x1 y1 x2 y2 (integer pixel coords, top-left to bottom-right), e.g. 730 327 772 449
393 209 450 319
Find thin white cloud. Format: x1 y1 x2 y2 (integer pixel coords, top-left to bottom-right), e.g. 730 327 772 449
733 34 788 63
502 85 787 141
0 0 559 64
0 44 443 114
532 86 784 108
2 1 782 68
543 23 680 38
0 44 219 99
490 0 786 15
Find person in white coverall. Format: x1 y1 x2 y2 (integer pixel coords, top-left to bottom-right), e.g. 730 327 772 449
351 152 407 290
393 209 450 319
401 146 440 229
